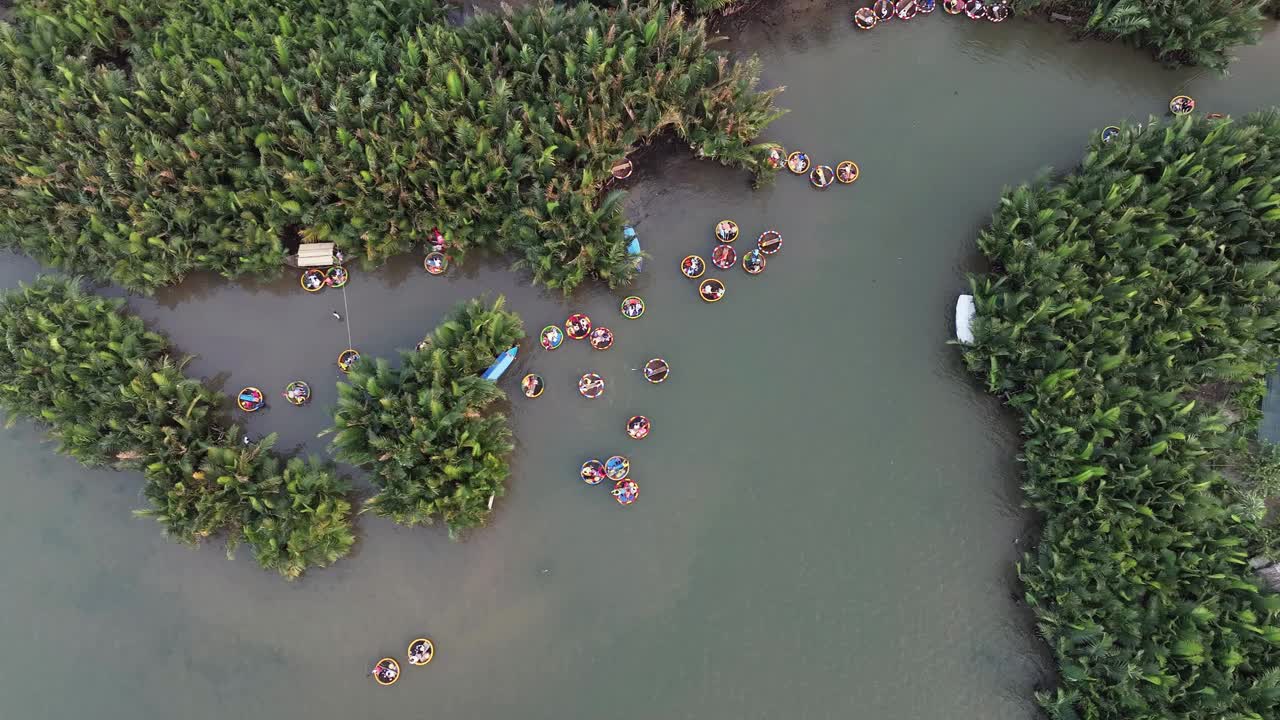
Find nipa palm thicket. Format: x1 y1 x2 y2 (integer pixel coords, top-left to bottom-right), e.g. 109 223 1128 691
0 277 355 578
328 297 524 536
0 0 782 293
964 111 1280 718
1013 0 1268 69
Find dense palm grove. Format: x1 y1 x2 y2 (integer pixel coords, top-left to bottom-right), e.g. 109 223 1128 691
1014 0 1271 69
328 297 524 535
0 0 781 293
0 277 355 578
965 111 1280 718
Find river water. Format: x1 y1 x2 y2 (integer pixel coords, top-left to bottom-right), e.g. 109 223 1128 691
2 6 1278 719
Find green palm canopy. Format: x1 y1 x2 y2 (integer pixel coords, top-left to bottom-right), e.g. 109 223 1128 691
965 111 1280 719
0 0 783 293
328 296 525 535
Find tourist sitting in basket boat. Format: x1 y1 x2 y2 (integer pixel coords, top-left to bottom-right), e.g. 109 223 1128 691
988 1 1009 21
579 373 605 399
605 455 630 481
712 244 737 270
1170 95 1195 115
964 0 985 19
836 161 859 184
699 279 725 302
283 381 310 406
757 230 783 255
407 638 434 666
612 479 640 505
620 296 646 319
918 0 936 12
301 268 326 292
325 266 348 288
521 373 544 398
896 0 918 20
810 165 834 189
854 7 877 29
566 313 592 340
589 326 614 351
786 151 811 174
540 325 564 350
372 658 400 686
872 0 893 20
743 249 766 275
644 358 670 383
682 255 705 279
715 220 739 242
765 147 786 169
581 459 607 484
943 0 964 13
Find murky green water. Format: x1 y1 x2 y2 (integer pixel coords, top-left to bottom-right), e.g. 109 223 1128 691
2 7 1278 719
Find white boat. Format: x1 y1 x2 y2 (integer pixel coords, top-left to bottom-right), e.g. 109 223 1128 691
955 294 976 344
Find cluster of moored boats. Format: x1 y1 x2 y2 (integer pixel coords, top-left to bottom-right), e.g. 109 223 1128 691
527 304 666 505
681 220 783 304
854 0 1009 29
765 148 860 190
370 637 435 687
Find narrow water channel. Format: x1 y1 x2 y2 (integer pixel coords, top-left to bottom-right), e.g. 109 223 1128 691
1 6 1278 719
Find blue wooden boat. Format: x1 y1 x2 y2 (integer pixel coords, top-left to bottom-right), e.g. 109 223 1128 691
625 226 642 272
481 346 518 381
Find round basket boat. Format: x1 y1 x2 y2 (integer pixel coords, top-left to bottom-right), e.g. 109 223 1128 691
626 415 651 440
578 373 605 399
337 348 361 373
757 230 783 256
1100 126 1121 143
620 296 646 319
699 278 726 303
566 314 592 340
765 146 787 170
854 7 877 29
237 386 265 413
964 0 986 19
786 151 812 175
837 161 860 184
711 244 737 270
681 255 706 279
643 358 670 384
540 325 564 351
919 0 936 13
872 0 893 20
589 326 614 351
605 455 630 481
424 252 448 275
283 381 311 406
810 165 835 189
943 0 965 14
1170 95 1195 116
612 479 640 506
743 249 766 275
521 373 544 398
407 638 435 666
611 158 633 180
896 0 918 20
325 265 348 288
301 268 326 293
988 1 1009 21
715 220 739 243
372 658 400 686
581 459 606 485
